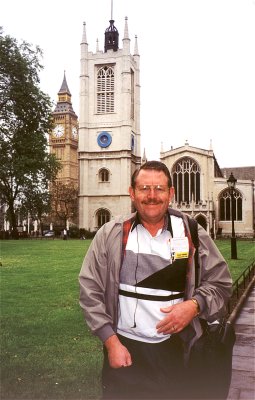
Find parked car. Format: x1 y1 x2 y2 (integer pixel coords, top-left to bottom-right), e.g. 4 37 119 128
44 231 55 237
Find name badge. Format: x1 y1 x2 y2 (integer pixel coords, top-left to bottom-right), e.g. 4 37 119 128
170 237 189 260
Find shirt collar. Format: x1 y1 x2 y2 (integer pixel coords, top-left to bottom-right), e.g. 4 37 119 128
131 212 173 237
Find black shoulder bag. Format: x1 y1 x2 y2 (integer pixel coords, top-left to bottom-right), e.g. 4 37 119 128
187 218 236 400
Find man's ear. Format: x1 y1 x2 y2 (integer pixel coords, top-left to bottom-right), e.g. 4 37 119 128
129 186 135 201
169 187 175 202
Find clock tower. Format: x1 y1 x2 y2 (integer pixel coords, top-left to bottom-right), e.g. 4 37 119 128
50 73 79 185
79 17 141 231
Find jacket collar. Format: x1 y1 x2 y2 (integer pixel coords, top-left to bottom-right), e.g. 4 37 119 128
130 211 173 237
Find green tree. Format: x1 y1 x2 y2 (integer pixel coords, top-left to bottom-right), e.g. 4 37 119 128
0 27 61 237
20 188 52 235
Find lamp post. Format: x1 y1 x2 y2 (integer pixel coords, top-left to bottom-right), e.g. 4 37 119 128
227 172 237 259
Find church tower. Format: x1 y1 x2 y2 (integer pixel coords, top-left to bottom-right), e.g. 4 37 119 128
79 16 141 231
50 72 79 185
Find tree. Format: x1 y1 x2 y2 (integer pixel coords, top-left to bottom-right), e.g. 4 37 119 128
0 28 61 237
20 188 52 235
51 182 78 229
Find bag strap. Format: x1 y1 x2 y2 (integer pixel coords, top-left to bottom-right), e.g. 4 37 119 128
187 217 199 288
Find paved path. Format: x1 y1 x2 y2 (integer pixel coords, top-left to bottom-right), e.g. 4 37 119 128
227 285 255 400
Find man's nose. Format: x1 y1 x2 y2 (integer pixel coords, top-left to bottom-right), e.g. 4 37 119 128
147 187 158 197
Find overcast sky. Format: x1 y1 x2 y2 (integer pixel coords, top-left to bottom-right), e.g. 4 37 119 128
2 0 255 168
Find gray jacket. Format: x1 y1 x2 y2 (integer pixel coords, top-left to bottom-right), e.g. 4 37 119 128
79 209 232 355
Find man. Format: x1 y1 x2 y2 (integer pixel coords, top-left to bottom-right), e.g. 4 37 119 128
79 161 232 399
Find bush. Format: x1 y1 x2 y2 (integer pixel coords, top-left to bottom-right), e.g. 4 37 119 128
79 228 96 239
69 226 80 238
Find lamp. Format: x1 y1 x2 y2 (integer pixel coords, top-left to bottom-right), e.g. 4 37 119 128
227 172 237 259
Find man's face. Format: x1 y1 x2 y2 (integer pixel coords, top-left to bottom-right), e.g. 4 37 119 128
129 169 175 226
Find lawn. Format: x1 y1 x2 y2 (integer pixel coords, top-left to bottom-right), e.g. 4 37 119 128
0 238 254 400
216 239 255 282
1 239 102 400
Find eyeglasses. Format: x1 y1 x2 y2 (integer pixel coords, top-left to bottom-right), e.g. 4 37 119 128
135 185 169 194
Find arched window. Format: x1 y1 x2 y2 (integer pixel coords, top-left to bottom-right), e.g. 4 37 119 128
99 168 110 182
97 209 110 228
97 66 114 114
219 189 243 221
172 158 201 204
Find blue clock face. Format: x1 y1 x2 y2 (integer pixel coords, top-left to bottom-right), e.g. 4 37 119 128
97 131 112 148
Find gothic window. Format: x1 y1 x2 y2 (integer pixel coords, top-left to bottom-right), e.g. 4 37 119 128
97 66 114 114
97 209 110 228
99 168 110 182
172 158 201 204
219 189 243 221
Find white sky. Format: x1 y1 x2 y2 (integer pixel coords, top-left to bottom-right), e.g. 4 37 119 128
2 0 255 168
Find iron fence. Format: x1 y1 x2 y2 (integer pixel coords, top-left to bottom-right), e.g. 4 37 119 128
227 260 255 316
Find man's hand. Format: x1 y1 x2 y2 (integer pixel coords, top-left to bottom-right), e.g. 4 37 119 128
104 335 132 369
156 300 198 335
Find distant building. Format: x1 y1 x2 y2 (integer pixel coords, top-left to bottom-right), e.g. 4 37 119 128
50 72 79 185
78 17 141 231
161 142 254 238
48 73 79 230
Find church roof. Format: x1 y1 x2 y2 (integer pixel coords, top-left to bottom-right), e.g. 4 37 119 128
221 167 255 181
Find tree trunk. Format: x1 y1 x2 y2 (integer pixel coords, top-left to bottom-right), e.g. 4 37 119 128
8 201 19 239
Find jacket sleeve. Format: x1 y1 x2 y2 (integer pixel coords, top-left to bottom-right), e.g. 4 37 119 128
78 226 117 343
192 225 233 322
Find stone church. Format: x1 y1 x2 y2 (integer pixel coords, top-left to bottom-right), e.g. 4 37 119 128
48 16 254 238
160 143 254 238
78 17 141 231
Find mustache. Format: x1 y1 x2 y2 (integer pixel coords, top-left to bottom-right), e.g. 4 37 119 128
142 200 162 205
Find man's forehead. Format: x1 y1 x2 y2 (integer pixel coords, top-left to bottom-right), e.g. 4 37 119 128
136 169 168 182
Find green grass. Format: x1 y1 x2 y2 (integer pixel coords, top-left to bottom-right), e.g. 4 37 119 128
215 239 255 282
0 238 254 399
1 239 102 400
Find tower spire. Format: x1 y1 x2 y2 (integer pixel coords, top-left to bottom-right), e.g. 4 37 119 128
81 22 88 45
122 16 130 54
54 72 76 114
124 16 129 39
104 0 119 52
134 35 139 56
59 71 71 96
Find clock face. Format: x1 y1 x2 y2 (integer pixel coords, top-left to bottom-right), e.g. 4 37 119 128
97 131 112 148
72 127 78 138
53 125 64 138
